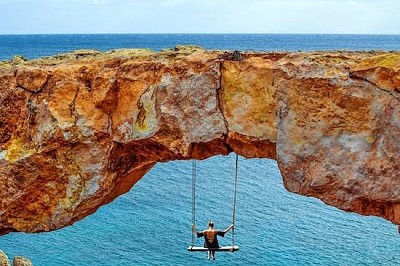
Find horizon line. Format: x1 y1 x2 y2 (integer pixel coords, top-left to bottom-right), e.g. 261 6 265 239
1 32 400 36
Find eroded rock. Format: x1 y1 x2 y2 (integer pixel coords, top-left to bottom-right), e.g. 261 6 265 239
12 256 32 266
0 48 400 234
0 250 9 266
16 68 48 93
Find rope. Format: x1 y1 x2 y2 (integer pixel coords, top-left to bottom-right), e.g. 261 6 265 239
232 153 239 246
191 159 196 246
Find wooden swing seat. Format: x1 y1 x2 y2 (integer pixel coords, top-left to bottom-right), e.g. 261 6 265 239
187 245 239 252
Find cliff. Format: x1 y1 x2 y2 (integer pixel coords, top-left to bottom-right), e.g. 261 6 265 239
0 46 399 234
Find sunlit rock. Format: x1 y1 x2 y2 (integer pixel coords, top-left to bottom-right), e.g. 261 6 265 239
0 47 399 234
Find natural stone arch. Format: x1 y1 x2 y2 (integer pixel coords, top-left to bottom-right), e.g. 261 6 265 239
0 47 399 234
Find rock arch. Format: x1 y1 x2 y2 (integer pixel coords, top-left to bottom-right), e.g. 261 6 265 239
0 47 399 234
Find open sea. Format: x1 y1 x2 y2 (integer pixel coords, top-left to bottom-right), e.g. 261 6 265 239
1 34 400 266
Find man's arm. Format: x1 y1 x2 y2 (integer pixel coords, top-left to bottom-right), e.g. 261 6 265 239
224 224 234 234
192 224 204 238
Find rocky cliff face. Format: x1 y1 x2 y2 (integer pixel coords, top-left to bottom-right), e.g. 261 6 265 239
1 47 399 234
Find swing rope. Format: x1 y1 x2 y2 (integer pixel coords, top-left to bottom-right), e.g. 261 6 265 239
191 159 197 247
231 153 239 246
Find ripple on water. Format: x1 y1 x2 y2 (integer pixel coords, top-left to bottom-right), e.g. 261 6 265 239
1 152 400 265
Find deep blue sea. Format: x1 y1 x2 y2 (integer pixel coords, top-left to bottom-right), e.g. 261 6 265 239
1 34 400 266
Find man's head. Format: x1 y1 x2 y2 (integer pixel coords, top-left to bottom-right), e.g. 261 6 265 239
208 220 214 228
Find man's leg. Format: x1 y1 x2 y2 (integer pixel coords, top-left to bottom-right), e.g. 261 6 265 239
212 251 216 260
207 251 211 260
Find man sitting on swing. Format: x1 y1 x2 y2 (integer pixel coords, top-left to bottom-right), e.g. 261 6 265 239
192 221 234 260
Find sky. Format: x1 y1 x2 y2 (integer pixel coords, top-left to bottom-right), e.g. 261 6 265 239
0 0 399 34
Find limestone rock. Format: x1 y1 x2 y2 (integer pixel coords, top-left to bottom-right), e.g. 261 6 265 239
0 250 9 266
16 68 48 93
12 257 32 266
350 54 400 95
0 48 400 234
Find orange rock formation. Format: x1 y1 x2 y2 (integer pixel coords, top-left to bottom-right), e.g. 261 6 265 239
0 46 399 234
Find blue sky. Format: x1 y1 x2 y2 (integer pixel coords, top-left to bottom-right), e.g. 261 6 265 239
0 0 399 34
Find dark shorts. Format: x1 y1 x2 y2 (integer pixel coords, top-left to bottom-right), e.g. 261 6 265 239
204 241 219 248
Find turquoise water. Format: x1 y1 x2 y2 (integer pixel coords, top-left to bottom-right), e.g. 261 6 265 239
1 156 400 265
1 34 400 265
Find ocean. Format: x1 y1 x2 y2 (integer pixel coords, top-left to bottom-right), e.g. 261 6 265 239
1 34 400 266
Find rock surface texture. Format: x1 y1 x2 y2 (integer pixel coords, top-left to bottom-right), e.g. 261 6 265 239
0 250 9 266
0 251 32 266
12 257 33 266
1 47 400 234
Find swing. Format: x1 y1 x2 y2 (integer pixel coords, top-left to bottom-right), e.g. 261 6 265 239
187 246 239 252
187 154 240 253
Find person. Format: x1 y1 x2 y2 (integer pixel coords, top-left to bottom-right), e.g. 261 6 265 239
192 221 234 260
